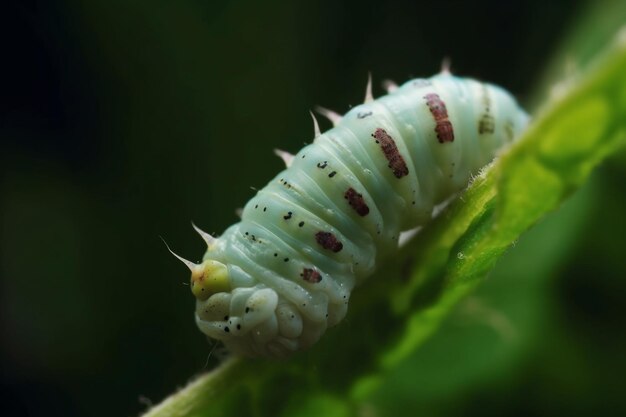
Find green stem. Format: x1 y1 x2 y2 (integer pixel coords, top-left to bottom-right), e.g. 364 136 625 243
141 357 243 417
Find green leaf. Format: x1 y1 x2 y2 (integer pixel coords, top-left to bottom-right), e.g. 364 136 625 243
142 32 626 417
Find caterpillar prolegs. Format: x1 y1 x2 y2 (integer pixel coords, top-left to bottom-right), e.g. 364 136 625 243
168 72 529 358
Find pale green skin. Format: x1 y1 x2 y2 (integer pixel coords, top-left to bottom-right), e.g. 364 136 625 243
195 73 529 358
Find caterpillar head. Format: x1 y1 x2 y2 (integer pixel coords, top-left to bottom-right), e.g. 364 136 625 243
162 224 232 301
189 259 230 301
165 225 293 357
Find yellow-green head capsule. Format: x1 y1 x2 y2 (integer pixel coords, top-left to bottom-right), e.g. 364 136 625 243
190 260 230 301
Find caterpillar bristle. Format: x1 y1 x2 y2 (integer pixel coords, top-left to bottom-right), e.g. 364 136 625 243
440 57 452 75
161 236 197 271
235 207 243 219
273 148 295 168
309 110 322 138
314 105 342 127
382 79 398 93
398 227 421 248
191 221 216 247
364 72 374 103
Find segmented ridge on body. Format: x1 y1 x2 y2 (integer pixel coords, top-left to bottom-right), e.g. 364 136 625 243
172 72 529 358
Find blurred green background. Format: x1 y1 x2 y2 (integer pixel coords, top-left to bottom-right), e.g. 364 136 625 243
1 0 625 416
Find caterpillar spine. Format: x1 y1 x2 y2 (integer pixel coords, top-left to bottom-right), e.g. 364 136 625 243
170 72 529 358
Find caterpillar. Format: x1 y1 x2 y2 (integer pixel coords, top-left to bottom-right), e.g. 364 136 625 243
167 70 529 359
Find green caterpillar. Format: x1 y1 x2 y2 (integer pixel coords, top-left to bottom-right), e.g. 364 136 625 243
167 71 528 358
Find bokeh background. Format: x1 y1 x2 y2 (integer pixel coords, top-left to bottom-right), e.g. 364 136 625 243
1 0 625 416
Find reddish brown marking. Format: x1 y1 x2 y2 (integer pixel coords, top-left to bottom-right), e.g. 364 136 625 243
315 231 343 253
344 187 370 216
371 128 409 178
478 84 494 135
436 120 455 140
301 268 322 283
424 93 455 143
424 93 449 119
478 114 495 134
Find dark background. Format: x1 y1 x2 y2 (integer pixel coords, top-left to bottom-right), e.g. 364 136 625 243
1 0 625 416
